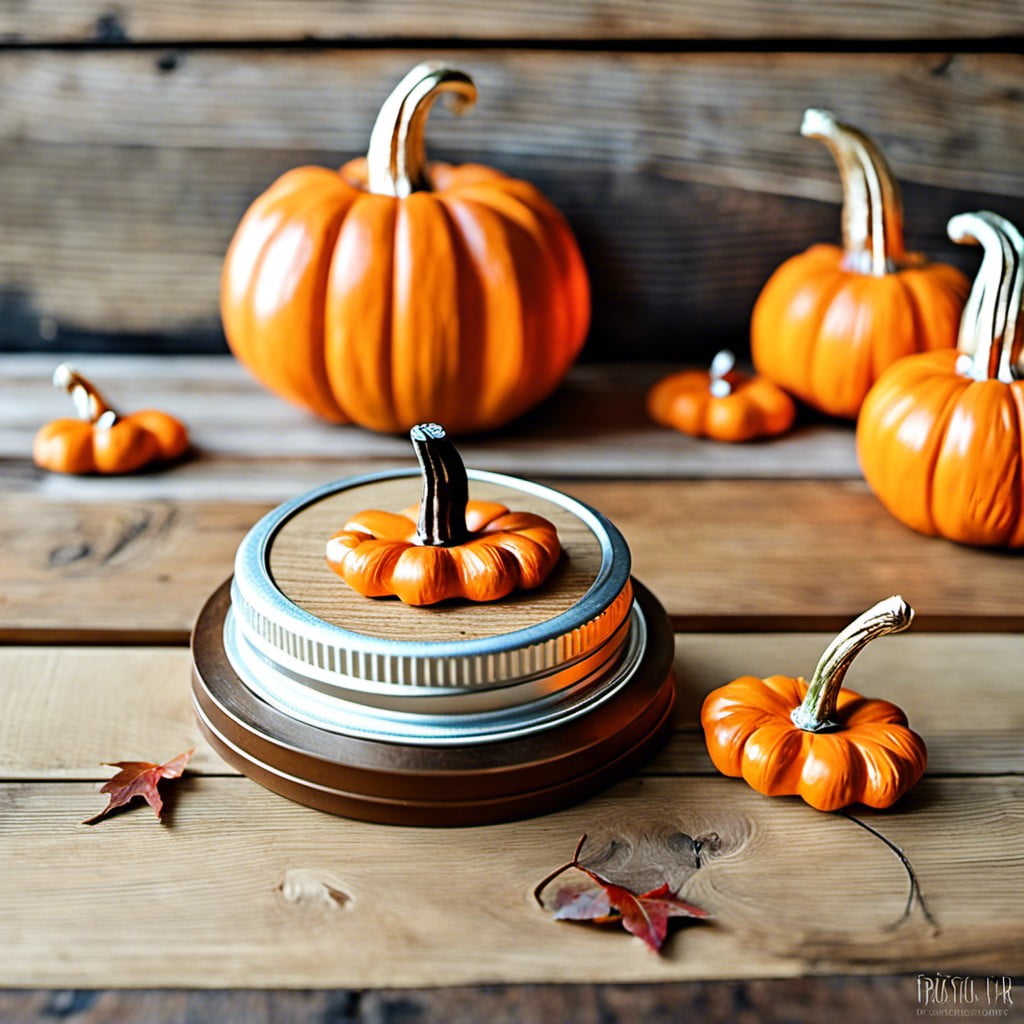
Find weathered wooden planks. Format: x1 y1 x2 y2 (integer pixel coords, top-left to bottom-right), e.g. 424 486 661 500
2 634 1019 780
9 51 1018 195
0 355 863 483
0 979 941 1024
3 51 1023 354
4 1 1023 43
1 775 1019 986
3 477 1022 640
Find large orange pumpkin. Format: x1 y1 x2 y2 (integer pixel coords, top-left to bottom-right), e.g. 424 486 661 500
221 62 590 435
858 211 1024 547
751 109 968 419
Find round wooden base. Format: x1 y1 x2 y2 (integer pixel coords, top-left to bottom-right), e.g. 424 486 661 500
191 578 676 826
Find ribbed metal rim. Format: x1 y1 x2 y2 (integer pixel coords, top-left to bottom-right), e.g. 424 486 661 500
231 468 632 693
222 598 647 745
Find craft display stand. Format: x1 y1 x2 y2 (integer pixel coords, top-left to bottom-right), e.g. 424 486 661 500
192 470 675 825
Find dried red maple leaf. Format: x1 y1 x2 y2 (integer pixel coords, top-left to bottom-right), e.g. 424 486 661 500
535 834 710 952
83 749 194 825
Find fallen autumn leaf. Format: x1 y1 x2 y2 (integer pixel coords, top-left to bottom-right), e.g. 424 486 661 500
83 749 194 825
535 834 710 952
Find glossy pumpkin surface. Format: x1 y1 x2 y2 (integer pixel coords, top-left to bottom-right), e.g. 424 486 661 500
32 365 188 476
326 500 562 606
858 212 1024 548
701 597 926 812
751 110 968 419
647 350 796 442
325 423 561 605
702 672 927 812
221 64 589 435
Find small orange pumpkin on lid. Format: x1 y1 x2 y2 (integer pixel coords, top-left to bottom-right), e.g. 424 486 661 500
325 423 561 606
701 596 926 812
32 364 189 475
647 350 796 442
751 109 968 419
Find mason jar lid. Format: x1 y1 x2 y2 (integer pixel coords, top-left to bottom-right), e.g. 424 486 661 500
230 468 634 702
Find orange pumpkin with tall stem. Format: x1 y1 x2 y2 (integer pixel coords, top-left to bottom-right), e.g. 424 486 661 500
701 596 926 812
751 109 968 419
858 211 1024 547
325 423 562 606
33 364 189 475
221 62 589 435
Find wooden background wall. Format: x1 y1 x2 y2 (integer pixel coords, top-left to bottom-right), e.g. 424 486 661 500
2 3 1024 361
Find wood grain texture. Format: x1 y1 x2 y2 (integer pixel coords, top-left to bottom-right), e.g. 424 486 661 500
0 978 948 1024
6 52 1021 197
270 476 604 641
2 51 1022 355
4 1 1023 43
0 356 864 487
3 479 1023 640
2 633 1019 780
1 775 1020 985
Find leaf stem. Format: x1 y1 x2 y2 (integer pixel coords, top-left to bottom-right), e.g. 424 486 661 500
838 810 939 933
532 833 590 907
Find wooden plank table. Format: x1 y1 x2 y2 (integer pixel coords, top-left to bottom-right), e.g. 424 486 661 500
1 354 1021 1022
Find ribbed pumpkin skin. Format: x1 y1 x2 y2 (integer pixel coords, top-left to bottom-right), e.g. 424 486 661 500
751 244 968 419
647 369 795 442
325 499 562 605
33 410 188 475
221 160 589 435
857 349 1024 547
701 673 927 812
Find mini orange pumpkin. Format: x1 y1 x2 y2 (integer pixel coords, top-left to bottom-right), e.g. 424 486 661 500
701 596 926 812
325 423 561 605
647 350 796 442
32 365 189 475
221 62 590 435
858 211 1024 547
751 109 969 419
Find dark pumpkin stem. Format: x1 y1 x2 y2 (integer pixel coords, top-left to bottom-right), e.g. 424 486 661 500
792 596 914 732
410 423 469 546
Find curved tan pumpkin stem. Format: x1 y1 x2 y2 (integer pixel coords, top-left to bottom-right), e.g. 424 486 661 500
801 108 906 277
410 423 469 547
791 596 914 732
366 63 477 198
948 211 1024 382
52 364 117 426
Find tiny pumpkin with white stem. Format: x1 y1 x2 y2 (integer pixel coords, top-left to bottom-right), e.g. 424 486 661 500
751 109 968 419
701 596 927 812
647 349 796 442
32 364 189 475
325 423 562 606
